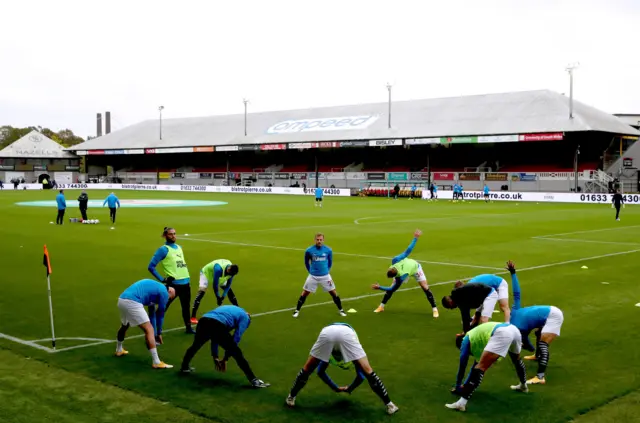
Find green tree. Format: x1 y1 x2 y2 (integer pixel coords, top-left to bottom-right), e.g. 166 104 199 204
0 126 85 149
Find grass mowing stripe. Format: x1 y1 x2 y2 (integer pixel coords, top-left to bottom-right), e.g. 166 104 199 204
536 224 640 238
183 237 503 270
37 247 640 353
531 237 640 246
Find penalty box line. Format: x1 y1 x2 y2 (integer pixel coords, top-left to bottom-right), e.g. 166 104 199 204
2 247 634 354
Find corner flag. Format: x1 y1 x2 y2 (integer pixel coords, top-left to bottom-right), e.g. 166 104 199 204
43 245 52 276
43 245 56 349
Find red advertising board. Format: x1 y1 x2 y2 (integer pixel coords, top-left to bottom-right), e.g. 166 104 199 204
519 133 563 142
145 148 156 154
433 172 455 180
260 143 287 151
87 150 105 155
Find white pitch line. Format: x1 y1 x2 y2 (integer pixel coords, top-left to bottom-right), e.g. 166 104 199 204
24 247 640 354
0 332 54 353
532 237 640 247
182 237 503 271
31 337 113 344
536 225 640 238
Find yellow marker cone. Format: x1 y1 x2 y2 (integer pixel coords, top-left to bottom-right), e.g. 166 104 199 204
581 266 588 269
347 308 357 314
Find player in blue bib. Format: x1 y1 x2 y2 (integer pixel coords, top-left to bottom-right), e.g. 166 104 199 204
506 260 565 385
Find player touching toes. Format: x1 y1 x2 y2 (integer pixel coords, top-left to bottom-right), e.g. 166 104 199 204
466 273 511 322
446 322 528 412
115 279 175 369
191 259 239 323
371 229 439 317
285 323 399 415
441 280 498 334
506 260 564 385
292 233 346 318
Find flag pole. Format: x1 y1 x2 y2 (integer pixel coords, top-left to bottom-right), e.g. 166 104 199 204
44 245 56 350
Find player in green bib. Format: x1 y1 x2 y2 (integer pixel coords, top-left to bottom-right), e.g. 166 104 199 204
446 322 528 412
190 259 239 323
148 227 194 334
370 230 439 317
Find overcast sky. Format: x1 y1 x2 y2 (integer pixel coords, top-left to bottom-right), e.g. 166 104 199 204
1 0 638 139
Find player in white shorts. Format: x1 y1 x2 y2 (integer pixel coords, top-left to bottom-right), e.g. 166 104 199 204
506 260 565 385
371 230 439 317
467 273 511 323
116 279 175 369
292 233 346 317
446 322 528 412
285 323 399 415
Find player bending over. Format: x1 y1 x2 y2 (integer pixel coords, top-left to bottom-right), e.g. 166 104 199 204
446 321 528 412
180 305 270 388
506 260 564 385
441 280 498 333
292 233 346 318
372 229 439 317
285 323 399 415
115 279 175 369
191 259 239 324
466 273 511 322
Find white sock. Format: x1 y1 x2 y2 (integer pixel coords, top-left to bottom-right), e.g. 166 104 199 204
150 347 161 365
116 341 123 353
379 303 385 308
458 398 468 406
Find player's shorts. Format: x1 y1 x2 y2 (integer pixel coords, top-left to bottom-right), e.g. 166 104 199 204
496 279 509 301
413 264 427 283
315 197 323 202
198 272 209 290
478 288 499 318
117 298 150 327
541 306 564 336
485 324 522 357
303 274 335 293
310 324 366 363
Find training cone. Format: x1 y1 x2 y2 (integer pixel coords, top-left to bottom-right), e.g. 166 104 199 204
347 308 357 314
581 266 588 269
636 303 640 308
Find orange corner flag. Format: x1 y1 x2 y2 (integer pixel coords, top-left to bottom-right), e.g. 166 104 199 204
43 245 52 276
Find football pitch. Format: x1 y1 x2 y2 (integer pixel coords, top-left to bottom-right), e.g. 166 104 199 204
1 189 639 423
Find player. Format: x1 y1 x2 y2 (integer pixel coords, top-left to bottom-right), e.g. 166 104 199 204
180 305 270 388
446 321 528 412
103 192 121 224
483 184 490 202
452 183 460 202
441 281 498 333
410 184 417 200
292 233 346 318
315 187 323 207
430 183 438 200
612 189 625 221
371 229 439 317
506 260 564 385
191 259 239 323
467 273 510 322
148 227 194 334
115 279 176 369
285 323 399 415
55 189 66 225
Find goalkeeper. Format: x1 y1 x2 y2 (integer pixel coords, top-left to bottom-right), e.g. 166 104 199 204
190 259 239 324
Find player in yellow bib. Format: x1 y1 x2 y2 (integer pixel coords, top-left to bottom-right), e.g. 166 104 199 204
148 227 194 334
371 230 439 317
190 259 239 324
446 322 528 412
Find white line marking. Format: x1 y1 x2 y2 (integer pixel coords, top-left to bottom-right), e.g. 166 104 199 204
24 247 640 354
52 340 114 353
536 225 640 238
532 237 640 246
354 216 380 225
182 237 503 271
31 337 113 344
0 332 54 352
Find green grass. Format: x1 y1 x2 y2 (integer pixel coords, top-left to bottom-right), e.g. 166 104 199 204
1 189 639 423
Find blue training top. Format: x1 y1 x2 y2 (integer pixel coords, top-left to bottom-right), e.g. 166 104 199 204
56 193 66 210
203 305 251 355
508 271 552 350
315 187 323 198
468 274 504 290
305 244 332 276
119 279 169 334
103 193 120 208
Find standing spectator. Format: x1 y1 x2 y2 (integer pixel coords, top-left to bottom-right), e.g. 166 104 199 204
78 190 89 221
393 184 400 200
103 192 121 224
0 180 3 189
612 190 625 221
55 190 66 225
410 184 417 200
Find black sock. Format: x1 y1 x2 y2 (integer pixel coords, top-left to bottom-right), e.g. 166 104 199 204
509 352 527 384
423 289 437 308
381 291 394 305
537 341 549 377
289 368 311 397
191 291 205 318
461 368 485 400
366 372 391 405
296 296 307 311
534 331 542 359
117 326 127 342
332 295 343 311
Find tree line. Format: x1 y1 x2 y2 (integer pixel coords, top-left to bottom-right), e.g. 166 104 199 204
0 126 85 150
